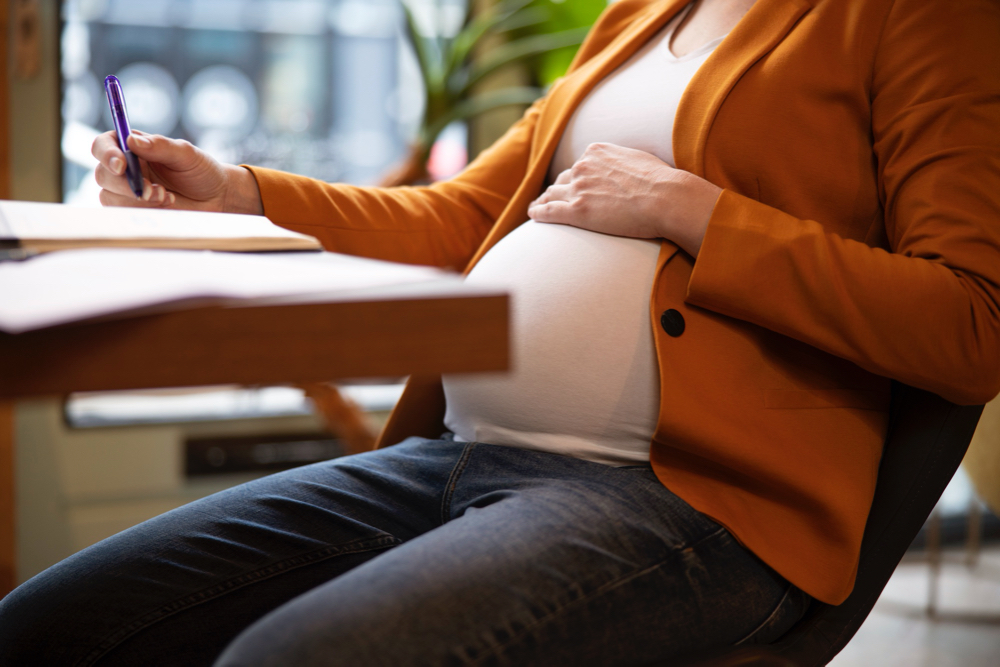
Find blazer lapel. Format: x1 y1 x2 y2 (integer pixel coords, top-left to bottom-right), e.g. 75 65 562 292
465 0 689 269
528 0 691 168
466 0 812 271
673 0 812 175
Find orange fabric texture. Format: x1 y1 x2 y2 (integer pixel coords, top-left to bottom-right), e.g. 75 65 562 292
244 0 1000 605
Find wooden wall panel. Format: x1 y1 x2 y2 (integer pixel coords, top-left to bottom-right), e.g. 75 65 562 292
0 402 14 596
1 0 11 199
8 0 60 203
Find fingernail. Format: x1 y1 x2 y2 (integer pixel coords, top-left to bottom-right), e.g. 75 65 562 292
166 193 176 206
109 157 123 174
133 135 150 147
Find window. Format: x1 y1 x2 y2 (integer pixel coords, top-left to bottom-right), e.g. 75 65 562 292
60 0 462 205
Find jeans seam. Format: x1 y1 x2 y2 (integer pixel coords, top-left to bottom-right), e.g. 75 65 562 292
74 534 401 667
441 442 477 525
677 525 728 553
470 526 729 666
732 583 795 646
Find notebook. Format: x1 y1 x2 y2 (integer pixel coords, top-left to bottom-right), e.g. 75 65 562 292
0 247 464 333
0 200 321 252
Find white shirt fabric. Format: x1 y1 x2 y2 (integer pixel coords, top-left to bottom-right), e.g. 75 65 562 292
442 4 726 465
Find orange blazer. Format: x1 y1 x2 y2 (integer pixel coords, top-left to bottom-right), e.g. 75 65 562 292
244 0 1000 605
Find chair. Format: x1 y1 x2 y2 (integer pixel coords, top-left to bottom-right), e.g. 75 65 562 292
677 382 985 667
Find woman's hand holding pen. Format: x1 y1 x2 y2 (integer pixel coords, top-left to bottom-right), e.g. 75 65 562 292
91 130 264 215
527 143 722 258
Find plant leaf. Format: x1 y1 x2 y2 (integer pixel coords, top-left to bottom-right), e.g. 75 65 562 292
400 3 430 72
511 0 607 85
422 86 543 146
492 6 551 35
400 0 446 95
457 27 589 96
445 0 537 78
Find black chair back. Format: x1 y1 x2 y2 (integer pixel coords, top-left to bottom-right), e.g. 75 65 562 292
766 383 982 665
679 383 984 667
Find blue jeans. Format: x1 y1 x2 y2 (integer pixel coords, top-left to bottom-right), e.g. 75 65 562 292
0 437 810 666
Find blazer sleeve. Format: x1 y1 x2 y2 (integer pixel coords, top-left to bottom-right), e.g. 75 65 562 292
686 0 1000 405
243 0 658 270
243 98 543 270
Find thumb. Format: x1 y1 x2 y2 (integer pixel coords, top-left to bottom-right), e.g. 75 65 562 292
126 132 200 171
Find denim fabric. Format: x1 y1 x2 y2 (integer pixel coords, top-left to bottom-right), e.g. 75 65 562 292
0 437 809 666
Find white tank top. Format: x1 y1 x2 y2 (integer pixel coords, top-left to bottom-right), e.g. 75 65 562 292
442 5 726 465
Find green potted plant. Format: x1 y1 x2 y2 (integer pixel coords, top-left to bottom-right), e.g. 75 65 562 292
382 0 606 186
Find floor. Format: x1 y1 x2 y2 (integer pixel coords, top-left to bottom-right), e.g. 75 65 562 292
829 546 1000 666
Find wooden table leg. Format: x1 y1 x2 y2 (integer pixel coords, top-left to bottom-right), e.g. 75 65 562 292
0 400 14 597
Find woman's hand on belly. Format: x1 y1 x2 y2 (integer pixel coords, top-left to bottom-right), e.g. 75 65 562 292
527 143 722 257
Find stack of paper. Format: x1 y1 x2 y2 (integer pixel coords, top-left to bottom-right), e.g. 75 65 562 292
0 248 461 333
0 200 321 252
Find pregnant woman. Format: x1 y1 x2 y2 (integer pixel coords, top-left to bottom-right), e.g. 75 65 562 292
3 0 999 664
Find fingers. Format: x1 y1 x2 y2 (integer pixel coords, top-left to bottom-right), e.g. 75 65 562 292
529 183 575 220
93 130 145 203
93 161 136 198
143 182 175 205
99 186 175 209
95 163 175 207
93 129 184 207
527 200 574 223
530 184 571 209
92 131 126 175
126 132 200 171
92 129 190 173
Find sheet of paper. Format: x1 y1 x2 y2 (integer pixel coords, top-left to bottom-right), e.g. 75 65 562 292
0 200 315 242
0 248 460 333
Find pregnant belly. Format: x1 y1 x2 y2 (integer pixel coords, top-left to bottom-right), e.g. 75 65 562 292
442 221 663 464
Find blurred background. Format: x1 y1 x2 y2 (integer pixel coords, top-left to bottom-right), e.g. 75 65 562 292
60 0 607 200
1 1 998 664
61 0 424 199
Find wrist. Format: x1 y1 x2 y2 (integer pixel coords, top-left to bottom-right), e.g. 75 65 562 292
657 173 722 257
222 164 264 216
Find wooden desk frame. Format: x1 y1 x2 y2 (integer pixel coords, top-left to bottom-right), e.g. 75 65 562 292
0 292 509 595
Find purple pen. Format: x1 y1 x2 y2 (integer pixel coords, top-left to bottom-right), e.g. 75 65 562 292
104 75 145 199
